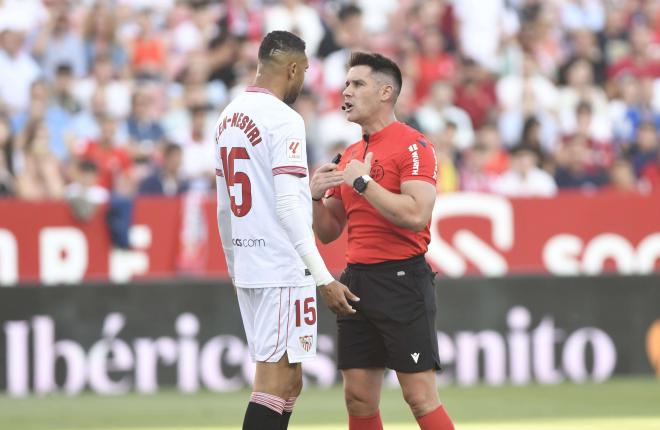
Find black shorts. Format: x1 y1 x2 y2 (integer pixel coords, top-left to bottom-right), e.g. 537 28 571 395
336 254 441 373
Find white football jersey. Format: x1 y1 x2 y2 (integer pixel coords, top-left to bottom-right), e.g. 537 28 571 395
215 87 314 288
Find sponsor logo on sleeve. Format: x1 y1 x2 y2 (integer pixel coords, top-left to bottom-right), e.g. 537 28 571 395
287 139 303 161
408 143 420 175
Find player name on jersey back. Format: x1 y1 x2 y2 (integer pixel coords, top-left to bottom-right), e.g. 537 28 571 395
217 111 262 146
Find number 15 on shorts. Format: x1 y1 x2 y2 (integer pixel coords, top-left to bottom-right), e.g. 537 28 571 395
295 297 316 326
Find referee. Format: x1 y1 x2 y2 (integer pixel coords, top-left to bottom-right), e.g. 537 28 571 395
311 52 455 430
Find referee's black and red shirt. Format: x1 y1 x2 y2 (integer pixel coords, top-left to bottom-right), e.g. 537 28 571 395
327 121 438 264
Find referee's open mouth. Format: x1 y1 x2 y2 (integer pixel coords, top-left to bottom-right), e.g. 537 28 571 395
341 102 354 112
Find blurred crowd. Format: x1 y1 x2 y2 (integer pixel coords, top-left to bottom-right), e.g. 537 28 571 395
0 0 659 204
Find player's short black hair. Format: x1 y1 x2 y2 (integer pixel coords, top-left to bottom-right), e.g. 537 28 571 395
258 31 306 62
348 52 402 99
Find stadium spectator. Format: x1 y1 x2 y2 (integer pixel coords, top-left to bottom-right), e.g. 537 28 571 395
453 58 497 129
558 29 606 86
177 104 215 190
76 114 133 192
493 145 557 197
264 0 324 56
175 50 228 109
410 27 457 105
82 2 127 73
497 54 559 149
222 0 264 42
641 150 660 191
33 11 87 81
571 101 614 168
130 10 167 79
11 79 74 163
554 134 609 190
65 159 109 221
207 34 243 90
138 143 188 196
415 80 474 151
606 23 660 80
628 120 659 176
393 77 424 133
123 88 165 158
459 142 500 193
0 28 42 113
0 113 15 197
322 4 366 110
73 53 131 120
13 119 65 200
70 89 106 143
475 123 509 175
606 157 644 194
432 121 460 193
560 0 606 33
558 60 611 143
518 115 555 171
452 0 518 71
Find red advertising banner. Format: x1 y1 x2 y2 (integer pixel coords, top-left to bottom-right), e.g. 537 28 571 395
0 191 658 285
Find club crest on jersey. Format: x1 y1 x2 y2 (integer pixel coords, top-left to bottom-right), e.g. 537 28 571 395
299 335 313 352
287 138 303 161
370 163 384 181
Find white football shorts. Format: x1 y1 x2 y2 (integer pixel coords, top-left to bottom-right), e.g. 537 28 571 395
237 285 318 363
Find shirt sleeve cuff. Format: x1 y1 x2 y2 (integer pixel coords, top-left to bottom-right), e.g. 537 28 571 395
272 165 307 177
400 176 437 186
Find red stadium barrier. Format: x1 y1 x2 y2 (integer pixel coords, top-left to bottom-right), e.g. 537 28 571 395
0 191 659 285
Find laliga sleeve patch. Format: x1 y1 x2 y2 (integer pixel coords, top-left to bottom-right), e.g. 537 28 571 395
286 138 303 161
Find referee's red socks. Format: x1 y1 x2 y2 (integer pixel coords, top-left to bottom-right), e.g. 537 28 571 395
416 405 455 429
348 411 383 430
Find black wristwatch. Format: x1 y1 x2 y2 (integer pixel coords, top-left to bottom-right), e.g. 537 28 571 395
353 175 372 194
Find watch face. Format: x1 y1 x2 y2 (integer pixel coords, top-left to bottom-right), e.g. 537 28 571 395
353 177 366 193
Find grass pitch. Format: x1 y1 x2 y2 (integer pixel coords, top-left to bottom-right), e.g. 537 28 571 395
0 377 657 430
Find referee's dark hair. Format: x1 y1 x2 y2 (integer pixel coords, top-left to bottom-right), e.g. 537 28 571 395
258 31 306 62
348 52 402 100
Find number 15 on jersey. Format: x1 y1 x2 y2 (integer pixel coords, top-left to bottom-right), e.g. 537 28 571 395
220 146 252 217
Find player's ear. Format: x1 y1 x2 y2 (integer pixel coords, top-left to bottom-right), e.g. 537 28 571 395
288 61 298 81
380 83 394 102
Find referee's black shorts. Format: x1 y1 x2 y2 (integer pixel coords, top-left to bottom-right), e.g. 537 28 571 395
336 254 441 373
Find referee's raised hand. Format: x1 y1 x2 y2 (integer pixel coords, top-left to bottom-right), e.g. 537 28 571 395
318 280 360 315
310 162 344 201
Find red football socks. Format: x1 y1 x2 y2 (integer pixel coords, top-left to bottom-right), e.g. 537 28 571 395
348 411 383 430
416 405 455 430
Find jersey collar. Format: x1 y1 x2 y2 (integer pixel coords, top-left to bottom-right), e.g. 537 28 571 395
246 86 276 97
362 121 401 146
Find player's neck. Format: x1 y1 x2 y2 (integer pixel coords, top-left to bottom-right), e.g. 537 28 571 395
251 77 286 102
360 112 397 136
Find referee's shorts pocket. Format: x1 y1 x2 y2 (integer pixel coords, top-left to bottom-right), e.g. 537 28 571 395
364 269 425 323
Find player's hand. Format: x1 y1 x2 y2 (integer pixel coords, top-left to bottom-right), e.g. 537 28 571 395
318 280 360 315
343 152 373 186
310 163 344 200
